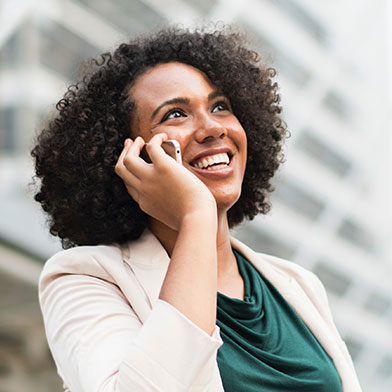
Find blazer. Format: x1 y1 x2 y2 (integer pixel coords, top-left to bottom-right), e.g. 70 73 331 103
39 229 362 392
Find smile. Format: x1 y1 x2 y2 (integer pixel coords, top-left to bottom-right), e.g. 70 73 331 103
190 153 230 170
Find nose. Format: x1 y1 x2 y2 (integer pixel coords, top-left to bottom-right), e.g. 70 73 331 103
194 113 227 143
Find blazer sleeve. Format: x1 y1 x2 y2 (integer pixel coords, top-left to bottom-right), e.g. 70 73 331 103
39 272 223 392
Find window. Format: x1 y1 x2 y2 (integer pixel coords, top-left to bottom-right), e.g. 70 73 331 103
273 179 324 220
364 292 391 317
337 218 375 253
0 107 16 153
234 226 296 260
39 22 100 81
76 0 166 35
267 0 328 46
313 261 352 296
274 49 311 87
322 90 352 123
237 19 311 87
376 356 392 379
0 29 21 68
182 0 218 15
296 130 352 176
342 336 363 362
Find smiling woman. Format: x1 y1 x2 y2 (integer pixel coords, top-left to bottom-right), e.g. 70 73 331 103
32 26 361 391
124 62 247 217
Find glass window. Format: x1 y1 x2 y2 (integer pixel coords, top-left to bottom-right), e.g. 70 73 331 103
266 0 328 46
337 218 375 253
75 0 166 35
322 90 352 122
234 226 296 260
364 292 391 317
296 130 352 176
274 49 310 87
237 19 311 87
0 29 21 68
39 22 100 81
313 261 352 296
182 0 218 15
272 179 324 220
342 336 363 362
0 107 16 152
376 356 392 379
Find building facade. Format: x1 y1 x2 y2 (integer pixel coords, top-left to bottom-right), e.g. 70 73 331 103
0 0 391 390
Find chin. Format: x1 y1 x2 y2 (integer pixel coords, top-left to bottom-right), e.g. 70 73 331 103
213 190 241 213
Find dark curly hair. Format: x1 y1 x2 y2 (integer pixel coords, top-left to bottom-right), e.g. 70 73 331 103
31 25 287 249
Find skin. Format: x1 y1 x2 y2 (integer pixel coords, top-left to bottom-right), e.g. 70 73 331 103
115 62 247 334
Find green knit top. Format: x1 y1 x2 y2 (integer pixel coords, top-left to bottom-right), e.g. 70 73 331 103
216 250 342 391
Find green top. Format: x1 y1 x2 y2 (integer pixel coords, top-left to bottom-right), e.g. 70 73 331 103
216 250 342 392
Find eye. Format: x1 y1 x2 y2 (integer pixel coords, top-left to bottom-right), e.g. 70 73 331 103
162 109 186 122
211 101 230 113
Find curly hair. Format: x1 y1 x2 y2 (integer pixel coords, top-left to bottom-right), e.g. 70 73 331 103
31 26 287 249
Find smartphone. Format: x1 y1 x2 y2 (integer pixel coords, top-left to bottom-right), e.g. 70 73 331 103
162 140 182 165
140 140 182 165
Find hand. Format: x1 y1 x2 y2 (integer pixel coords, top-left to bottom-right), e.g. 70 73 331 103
115 134 217 230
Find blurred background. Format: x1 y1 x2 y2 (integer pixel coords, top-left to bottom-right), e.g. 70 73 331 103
0 0 391 390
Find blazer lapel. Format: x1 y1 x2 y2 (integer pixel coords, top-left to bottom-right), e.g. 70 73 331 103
121 229 170 320
231 236 361 391
119 232 359 391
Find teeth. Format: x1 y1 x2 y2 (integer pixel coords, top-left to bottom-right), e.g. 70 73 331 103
207 164 228 170
213 155 222 164
193 153 230 169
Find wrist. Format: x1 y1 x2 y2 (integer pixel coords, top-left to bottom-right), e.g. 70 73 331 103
180 202 217 232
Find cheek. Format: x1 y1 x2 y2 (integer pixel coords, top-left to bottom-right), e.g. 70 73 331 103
238 130 248 173
237 128 247 154
129 111 154 141
158 127 193 149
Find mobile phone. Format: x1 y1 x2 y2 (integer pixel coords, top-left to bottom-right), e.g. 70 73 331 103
140 140 182 165
161 140 182 165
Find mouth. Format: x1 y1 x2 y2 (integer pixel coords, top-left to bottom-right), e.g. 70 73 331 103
190 152 232 171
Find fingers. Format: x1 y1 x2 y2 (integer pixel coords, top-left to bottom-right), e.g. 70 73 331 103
145 133 169 164
116 137 147 179
115 138 140 187
116 138 133 169
114 133 172 204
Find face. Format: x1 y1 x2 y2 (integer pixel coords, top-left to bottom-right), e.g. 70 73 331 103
129 62 247 213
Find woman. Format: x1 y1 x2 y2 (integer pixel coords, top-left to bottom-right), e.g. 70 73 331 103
32 26 361 391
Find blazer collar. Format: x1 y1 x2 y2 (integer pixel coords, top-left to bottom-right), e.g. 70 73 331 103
121 230 360 391
121 229 295 308
121 229 170 313
231 236 360 390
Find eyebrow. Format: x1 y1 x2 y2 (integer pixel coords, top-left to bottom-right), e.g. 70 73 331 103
150 90 226 121
151 97 189 120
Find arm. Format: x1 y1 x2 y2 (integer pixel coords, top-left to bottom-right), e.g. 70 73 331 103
115 135 219 334
39 269 223 392
159 209 218 335
40 133 223 391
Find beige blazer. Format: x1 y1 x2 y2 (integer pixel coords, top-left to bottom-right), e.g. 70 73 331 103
39 229 362 392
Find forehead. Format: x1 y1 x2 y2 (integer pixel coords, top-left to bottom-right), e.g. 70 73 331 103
129 62 216 106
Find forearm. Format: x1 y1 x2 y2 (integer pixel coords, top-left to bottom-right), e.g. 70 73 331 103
39 272 223 392
159 208 218 335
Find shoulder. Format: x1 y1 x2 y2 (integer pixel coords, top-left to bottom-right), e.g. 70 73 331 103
39 229 168 295
48 243 123 264
231 236 316 279
39 243 125 291
230 236 327 303
258 251 323 291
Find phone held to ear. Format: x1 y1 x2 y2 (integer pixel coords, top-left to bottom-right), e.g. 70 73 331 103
141 140 182 165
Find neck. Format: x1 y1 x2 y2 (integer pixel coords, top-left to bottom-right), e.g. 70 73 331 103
149 210 238 278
